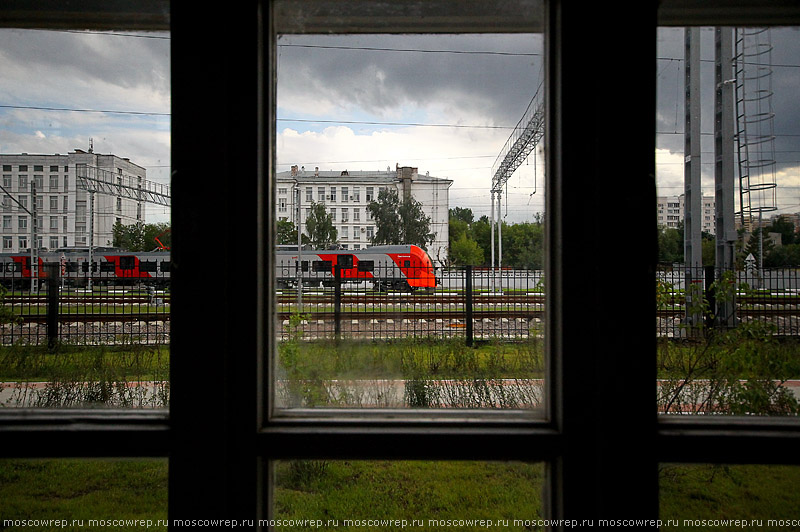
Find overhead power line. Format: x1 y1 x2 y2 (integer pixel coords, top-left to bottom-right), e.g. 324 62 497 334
0 104 169 117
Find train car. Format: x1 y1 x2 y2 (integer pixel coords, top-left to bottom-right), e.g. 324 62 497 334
275 244 437 291
0 247 171 288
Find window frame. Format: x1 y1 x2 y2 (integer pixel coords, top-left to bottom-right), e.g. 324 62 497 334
0 1 799 530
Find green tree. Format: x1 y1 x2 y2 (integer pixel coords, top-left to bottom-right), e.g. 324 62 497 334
658 225 683 264
767 215 798 245
304 201 338 248
449 207 474 225
368 188 434 250
113 222 171 251
743 228 775 267
277 220 298 245
765 243 800 267
469 216 492 266
503 221 544 270
449 232 484 266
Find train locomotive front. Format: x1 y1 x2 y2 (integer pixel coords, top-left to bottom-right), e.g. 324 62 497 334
275 244 436 291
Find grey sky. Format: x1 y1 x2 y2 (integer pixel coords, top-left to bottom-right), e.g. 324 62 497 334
0 27 797 226
0 28 171 222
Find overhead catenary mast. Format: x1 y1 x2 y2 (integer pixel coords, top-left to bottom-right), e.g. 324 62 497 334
489 81 545 288
75 142 171 290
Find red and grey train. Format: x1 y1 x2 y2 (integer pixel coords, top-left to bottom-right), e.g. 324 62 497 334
0 244 437 291
276 244 437 291
0 247 171 288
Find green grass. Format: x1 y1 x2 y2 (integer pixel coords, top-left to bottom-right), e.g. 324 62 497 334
0 345 170 382
0 459 168 532
279 338 544 381
273 460 544 532
660 464 800 530
3 460 799 532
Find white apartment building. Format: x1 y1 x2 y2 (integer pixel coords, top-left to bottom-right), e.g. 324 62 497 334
656 194 716 234
0 150 145 253
276 164 452 266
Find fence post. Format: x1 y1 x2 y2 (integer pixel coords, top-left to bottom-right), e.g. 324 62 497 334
46 263 60 350
334 263 341 340
465 265 473 347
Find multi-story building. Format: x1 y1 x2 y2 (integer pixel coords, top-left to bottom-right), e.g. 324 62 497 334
276 164 452 266
0 150 145 252
656 194 716 234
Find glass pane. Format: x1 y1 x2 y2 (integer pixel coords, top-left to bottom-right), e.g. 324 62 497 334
656 27 800 415
272 460 543 531
0 459 167 528
660 464 800 527
0 29 171 408
273 31 546 414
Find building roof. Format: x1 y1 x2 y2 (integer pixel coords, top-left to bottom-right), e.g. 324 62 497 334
276 166 452 186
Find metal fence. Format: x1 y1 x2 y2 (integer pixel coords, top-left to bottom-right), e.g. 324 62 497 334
657 264 800 337
8 260 797 347
0 264 170 346
277 264 545 343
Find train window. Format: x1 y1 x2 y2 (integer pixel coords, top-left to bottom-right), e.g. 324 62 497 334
65 262 79 273
312 260 331 272
159 261 171 272
338 254 353 269
100 262 116 273
301 260 308 272
357 260 374 272
404 260 410 269
140 261 158 273
119 256 136 270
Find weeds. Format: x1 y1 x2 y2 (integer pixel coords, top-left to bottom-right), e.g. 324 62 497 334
0 344 170 408
276 332 544 409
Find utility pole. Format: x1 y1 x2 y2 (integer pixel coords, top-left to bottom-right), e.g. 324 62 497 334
295 180 303 308
714 26 737 326
684 27 703 330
